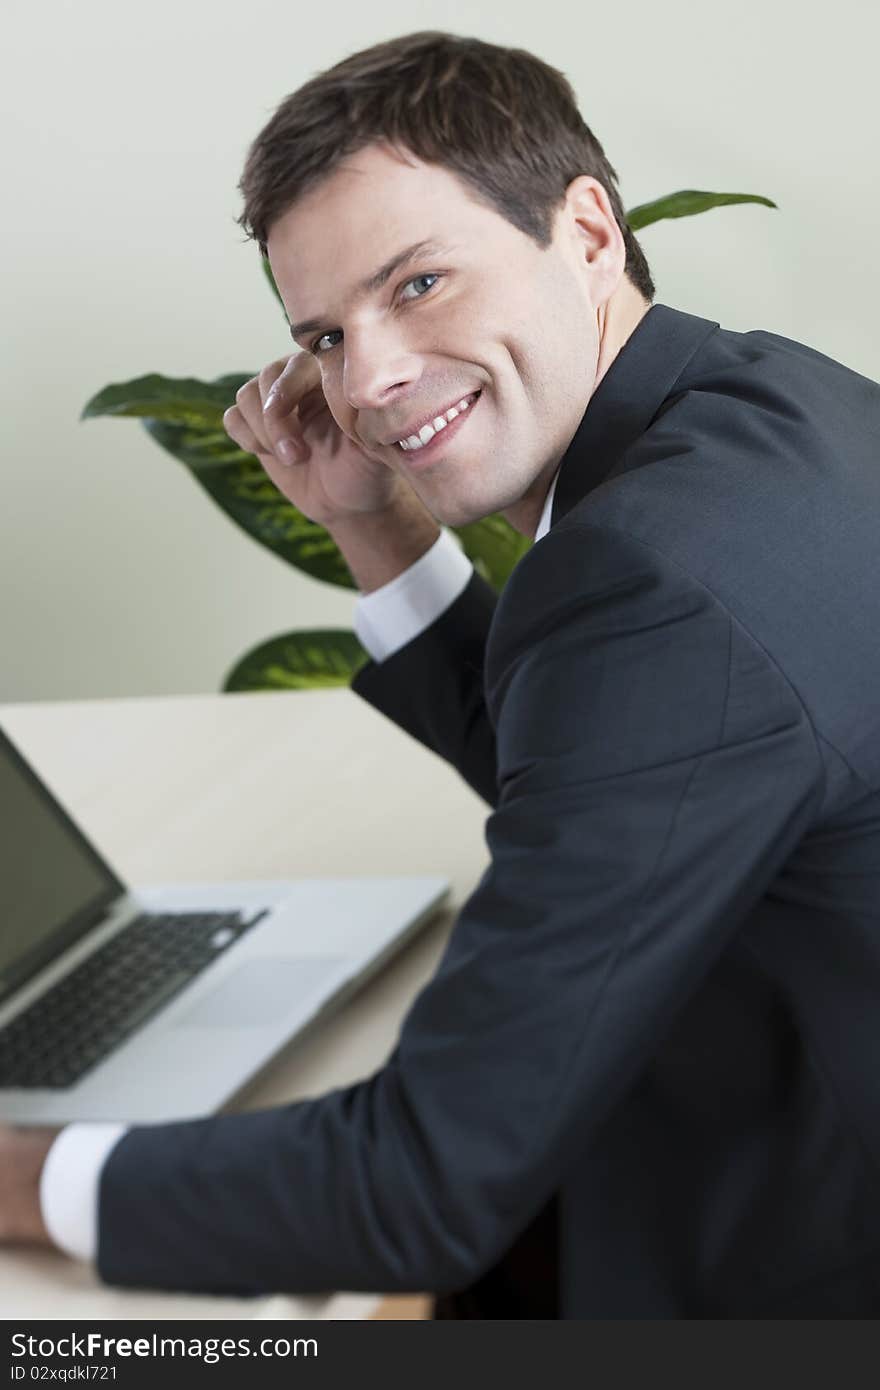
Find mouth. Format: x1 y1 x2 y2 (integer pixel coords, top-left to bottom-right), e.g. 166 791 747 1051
391 390 481 466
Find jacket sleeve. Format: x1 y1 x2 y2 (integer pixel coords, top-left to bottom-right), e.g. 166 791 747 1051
350 568 501 808
95 522 825 1296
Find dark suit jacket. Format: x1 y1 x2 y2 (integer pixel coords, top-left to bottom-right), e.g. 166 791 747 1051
97 303 880 1317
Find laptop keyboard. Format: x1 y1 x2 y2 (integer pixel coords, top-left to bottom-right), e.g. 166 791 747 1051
0 909 267 1090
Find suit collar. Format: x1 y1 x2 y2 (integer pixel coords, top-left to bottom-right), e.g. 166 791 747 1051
549 302 719 530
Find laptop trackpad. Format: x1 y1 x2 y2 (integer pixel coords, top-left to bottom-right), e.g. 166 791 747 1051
176 957 347 1028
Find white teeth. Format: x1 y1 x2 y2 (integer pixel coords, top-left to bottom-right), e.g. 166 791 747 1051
397 391 479 449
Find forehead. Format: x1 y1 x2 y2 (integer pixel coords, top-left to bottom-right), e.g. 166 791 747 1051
266 143 505 295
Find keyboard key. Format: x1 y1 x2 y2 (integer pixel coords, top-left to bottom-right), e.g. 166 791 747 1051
0 908 266 1089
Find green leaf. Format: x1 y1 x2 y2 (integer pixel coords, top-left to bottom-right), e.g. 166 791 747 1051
80 372 252 430
626 189 777 231
222 627 369 691
81 370 356 587
452 514 533 591
141 416 357 588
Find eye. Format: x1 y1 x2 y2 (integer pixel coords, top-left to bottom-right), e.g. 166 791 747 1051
310 273 443 354
399 272 441 302
311 329 342 356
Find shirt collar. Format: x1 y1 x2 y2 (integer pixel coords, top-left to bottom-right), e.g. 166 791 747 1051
534 467 560 542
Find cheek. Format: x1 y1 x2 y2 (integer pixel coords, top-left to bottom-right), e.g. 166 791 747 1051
470 275 555 389
526 291 592 400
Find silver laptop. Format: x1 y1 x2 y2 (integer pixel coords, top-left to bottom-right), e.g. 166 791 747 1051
0 723 449 1124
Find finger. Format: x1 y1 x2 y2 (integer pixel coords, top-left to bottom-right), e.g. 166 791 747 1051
258 357 295 412
259 357 317 463
224 397 308 473
232 377 274 453
224 404 304 480
222 404 271 459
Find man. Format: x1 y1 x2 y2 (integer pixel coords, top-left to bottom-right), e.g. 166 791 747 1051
2 30 880 1317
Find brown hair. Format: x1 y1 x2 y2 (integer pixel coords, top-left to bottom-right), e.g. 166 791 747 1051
235 30 655 302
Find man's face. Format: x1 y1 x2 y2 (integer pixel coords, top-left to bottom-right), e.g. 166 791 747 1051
267 142 622 531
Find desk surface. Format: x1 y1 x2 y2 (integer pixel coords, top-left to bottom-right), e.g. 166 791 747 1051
0 689 490 1319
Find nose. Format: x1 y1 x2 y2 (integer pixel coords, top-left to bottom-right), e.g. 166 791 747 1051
341 321 422 414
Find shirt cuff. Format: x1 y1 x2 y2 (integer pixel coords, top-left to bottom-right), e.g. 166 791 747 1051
39 1122 128 1261
353 528 474 662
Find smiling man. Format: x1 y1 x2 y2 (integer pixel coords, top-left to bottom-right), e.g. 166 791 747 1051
3 30 880 1319
269 141 650 539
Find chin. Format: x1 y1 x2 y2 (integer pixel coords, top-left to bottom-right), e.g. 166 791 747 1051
424 494 498 529
408 461 525 530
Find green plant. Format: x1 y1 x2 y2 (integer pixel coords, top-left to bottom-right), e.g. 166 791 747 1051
82 188 776 692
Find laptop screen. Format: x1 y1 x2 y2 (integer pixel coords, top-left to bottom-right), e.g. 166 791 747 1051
0 726 124 1005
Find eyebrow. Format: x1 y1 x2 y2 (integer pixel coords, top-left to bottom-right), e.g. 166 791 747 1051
288 238 450 342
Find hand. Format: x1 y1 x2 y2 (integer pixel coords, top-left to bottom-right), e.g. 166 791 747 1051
0 1126 59 1247
223 352 417 530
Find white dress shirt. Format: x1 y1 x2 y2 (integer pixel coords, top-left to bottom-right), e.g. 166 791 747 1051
39 466 561 1263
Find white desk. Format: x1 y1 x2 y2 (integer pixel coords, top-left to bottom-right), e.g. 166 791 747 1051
0 689 490 1319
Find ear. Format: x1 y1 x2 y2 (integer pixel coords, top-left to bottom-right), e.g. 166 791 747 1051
559 176 626 303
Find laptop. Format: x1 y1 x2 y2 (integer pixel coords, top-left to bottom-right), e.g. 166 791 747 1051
0 722 450 1124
